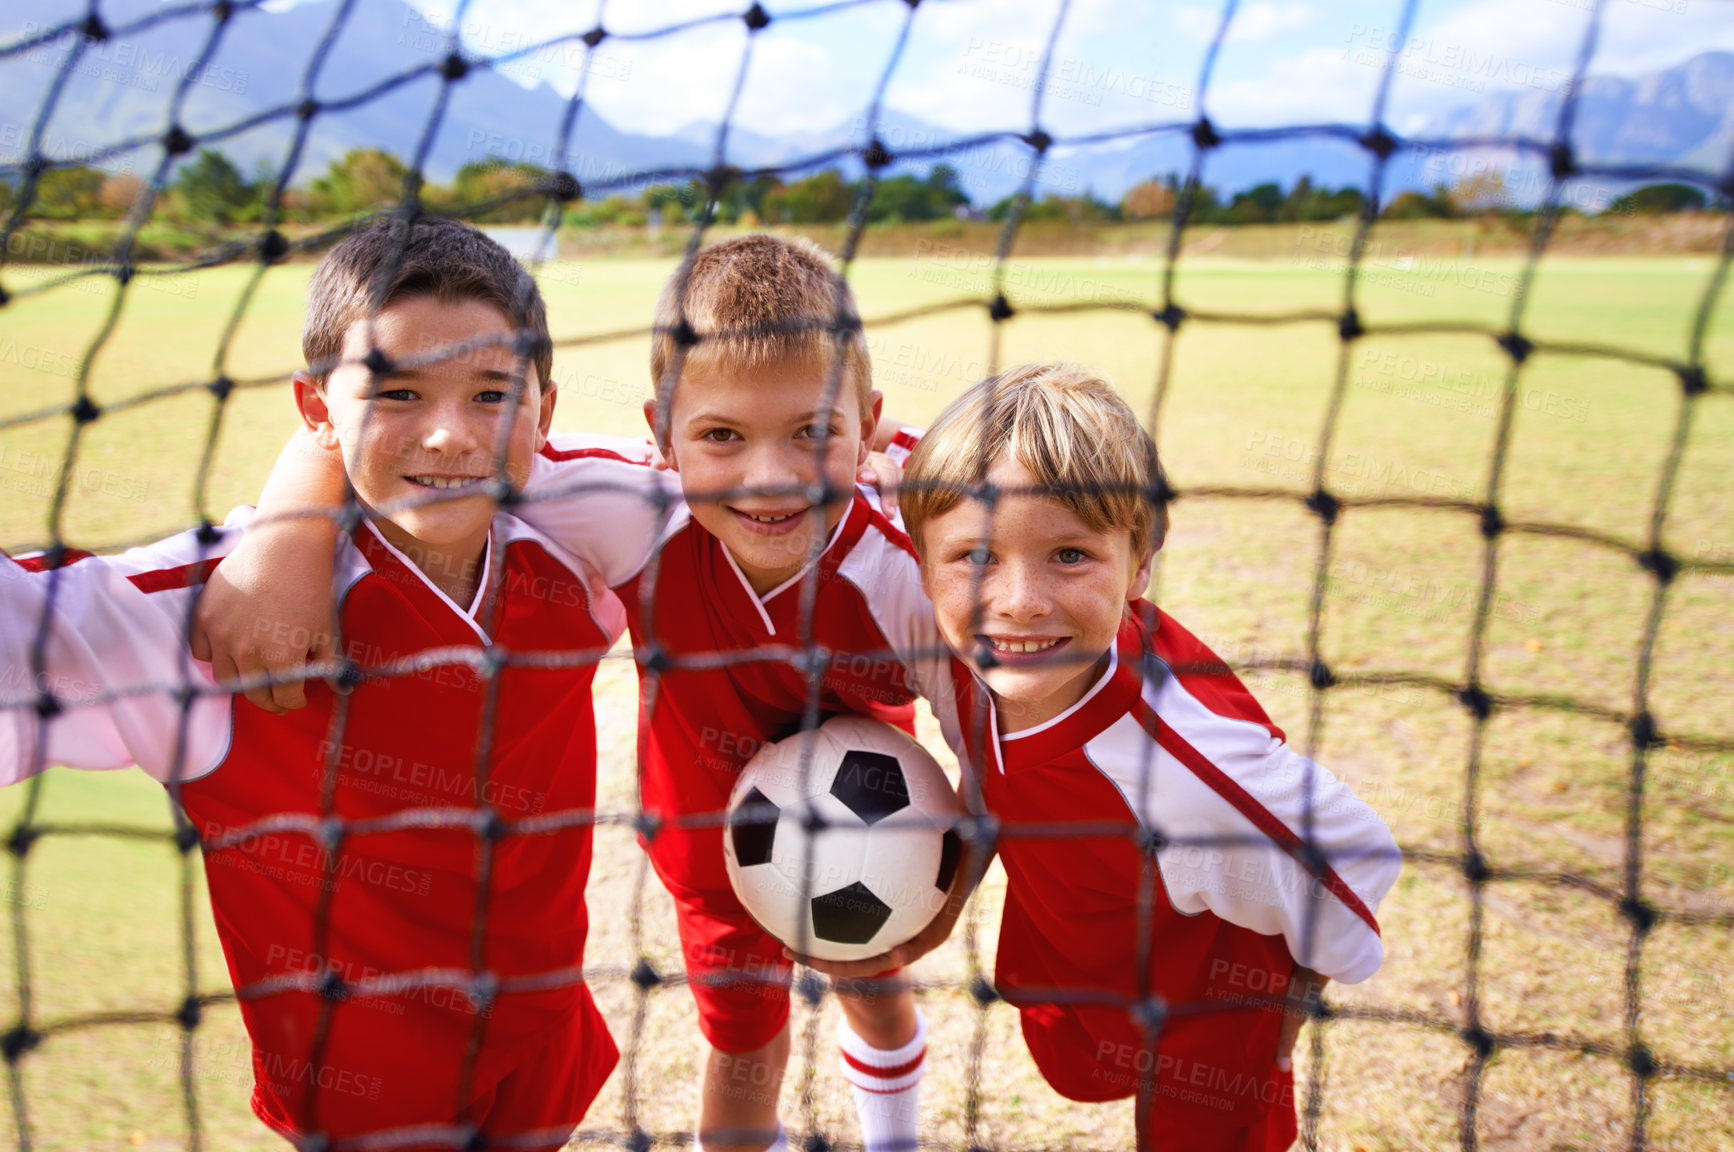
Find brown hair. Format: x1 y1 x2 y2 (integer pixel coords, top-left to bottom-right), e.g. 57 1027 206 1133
901 363 1168 558
302 216 553 389
648 233 872 429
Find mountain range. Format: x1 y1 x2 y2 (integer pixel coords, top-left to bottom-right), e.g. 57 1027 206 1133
2 0 1728 207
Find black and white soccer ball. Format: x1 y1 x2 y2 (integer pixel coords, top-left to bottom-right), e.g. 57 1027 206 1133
723 715 963 963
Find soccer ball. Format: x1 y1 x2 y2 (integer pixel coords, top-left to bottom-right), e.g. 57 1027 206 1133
723 715 963 963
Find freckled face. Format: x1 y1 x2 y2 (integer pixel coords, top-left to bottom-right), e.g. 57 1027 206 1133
654 357 880 596
919 455 1151 732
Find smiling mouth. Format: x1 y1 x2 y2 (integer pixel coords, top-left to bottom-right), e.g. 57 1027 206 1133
982 636 1068 656
406 475 487 491
730 506 807 532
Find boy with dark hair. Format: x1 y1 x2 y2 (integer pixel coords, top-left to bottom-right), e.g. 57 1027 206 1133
199 233 966 1152
899 362 1402 1151
0 217 642 1150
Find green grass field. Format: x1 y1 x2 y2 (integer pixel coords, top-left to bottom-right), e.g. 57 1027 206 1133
0 240 1730 1150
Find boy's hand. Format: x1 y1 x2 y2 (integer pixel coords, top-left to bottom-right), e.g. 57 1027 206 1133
857 450 902 515
1275 964 1327 1071
192 517 339 714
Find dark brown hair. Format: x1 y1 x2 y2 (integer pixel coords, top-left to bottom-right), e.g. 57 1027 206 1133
302 216 553 388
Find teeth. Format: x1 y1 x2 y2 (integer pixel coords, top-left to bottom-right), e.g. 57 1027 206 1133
410 476 480 490
742 511 796 523
989 638 1062 654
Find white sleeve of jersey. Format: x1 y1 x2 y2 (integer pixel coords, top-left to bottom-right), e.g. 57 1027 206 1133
521 433 686 589
0 518 243 787
1099 674 1400 984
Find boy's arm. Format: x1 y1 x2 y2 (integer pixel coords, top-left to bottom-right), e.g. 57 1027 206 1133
0 528 236 785
190 430 345 715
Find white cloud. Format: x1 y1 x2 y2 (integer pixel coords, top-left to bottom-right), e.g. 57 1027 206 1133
1173 1 1319 45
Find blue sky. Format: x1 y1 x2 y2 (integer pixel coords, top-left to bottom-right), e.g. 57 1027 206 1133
382 0 1734 139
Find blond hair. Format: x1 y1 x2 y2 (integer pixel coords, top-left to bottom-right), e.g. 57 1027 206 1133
648 234 872 427
902 363 1167 558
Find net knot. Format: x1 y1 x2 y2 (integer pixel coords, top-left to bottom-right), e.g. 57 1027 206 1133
6 825 39 858
1155 302 1185 331
1628 1042 1656 1079
581 27 607 48
1024 129 1052 154
71 396 102 426
988 294 1014 323
1461 849 1490 885
1676 365 1707 397
259 229 290 264
1337 308 1363 342
440 52 470 82
175 822 201 854
798 972 825 1006
1305 488 1340 525
1360 125 1397 159
473 808 509 841
548 171 581 203
743 3 772 31
212 0 235 23
801 803 829 835
1619 896 1657 936
1478 504 1503 539
625 1130 652 1152
1191 117 1220 150
1635 548 1677 585
630 957 660 989
0 281 9 308
79 14 109 41
1130 995 1167 1034
959 811 999 851
1458 684 1493 722
335 659 365 694
316 815 344 853
207 376 234 403
175 995 202 1031
1548 142 1575 181
460 1127 487 1152
317 969 348 1002
804 1135 832 1152
32 693 60 721
1309 658 1336 690
1137 826 1166 857
363 347 394 377
1628 710 1660 750
633 811 661 843
163 125 195 157
468 971 498 1010
296 99 319 122
0 1027 40 1064
1461 1024 1495 1060
970 976 999 1006
862 138 893 170
1496 331 1532 364
670 318 701 348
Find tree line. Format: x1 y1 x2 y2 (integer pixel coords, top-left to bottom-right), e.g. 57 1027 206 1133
0 144 1715 230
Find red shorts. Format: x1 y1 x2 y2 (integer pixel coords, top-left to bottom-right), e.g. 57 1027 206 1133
654 839 794 1054
1017 1000 1297 1151
252 984 618 1151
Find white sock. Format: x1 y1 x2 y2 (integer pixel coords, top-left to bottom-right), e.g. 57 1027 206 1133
694 1121 787 1152
838 1009 926 1152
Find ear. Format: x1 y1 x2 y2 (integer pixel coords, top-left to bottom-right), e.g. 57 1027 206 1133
643 398 677 471
292 370 340 452
533 375 557 452
857 388 885 470
1127 541 1157 603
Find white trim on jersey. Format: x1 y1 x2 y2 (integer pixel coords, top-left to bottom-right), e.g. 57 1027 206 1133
360 520 495 644
526 432 686 590
1082 669 1399 984
999 645 1120 743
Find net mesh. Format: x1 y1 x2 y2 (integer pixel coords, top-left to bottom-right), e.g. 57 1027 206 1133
1 0 1732 1149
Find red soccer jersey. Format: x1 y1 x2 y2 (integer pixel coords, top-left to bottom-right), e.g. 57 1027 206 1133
0 510 622 1143
943 604 1400 1123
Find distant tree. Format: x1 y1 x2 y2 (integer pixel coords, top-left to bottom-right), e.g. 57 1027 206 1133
1610 182 1709 215
987 191 1119 225
1122 177 1176 220
1381 184 1456 220
440 160 548 223
763 169 853 223
169 149 257 225
565 193 647 228
310 149 411 217
1450 170 1508 215
864 164 969 223
1221 182 1284 225
98 172 145 217
32 165 106 218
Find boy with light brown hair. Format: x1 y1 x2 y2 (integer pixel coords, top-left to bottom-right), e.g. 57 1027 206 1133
898 363 1402 1151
